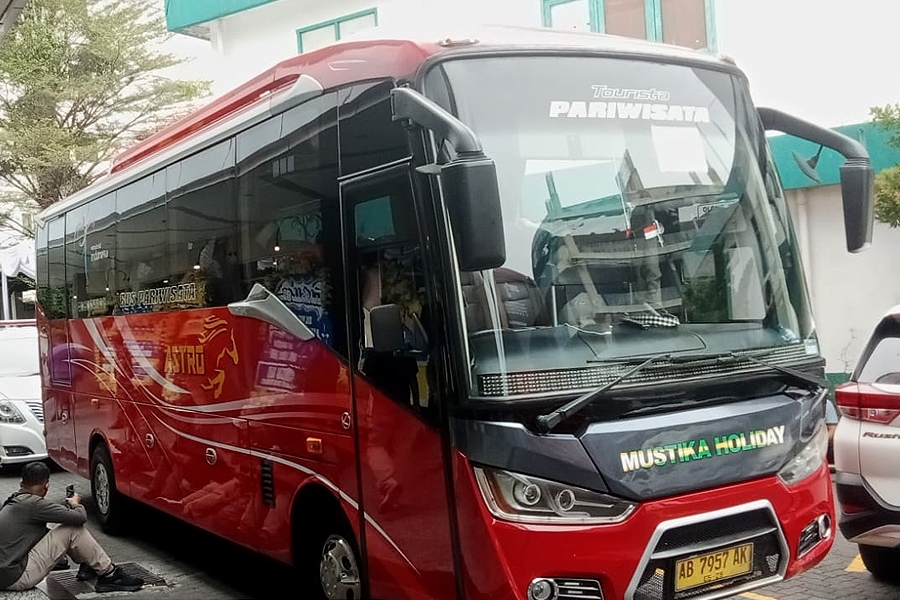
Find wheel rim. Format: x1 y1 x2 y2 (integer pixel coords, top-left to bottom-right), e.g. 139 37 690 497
94 462 110 515
319 535 360 599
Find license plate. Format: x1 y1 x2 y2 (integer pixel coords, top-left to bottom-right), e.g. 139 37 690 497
674 543 753 592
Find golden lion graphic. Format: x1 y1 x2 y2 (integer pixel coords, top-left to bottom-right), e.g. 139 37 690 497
199 315 239 399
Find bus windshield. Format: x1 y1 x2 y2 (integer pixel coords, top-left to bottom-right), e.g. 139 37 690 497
423 55 816 399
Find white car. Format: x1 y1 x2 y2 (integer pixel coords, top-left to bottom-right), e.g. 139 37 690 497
0 320 47 465
834 305 900 580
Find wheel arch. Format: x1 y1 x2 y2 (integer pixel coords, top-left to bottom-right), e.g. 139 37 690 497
289 479 359 564
289 477 365 598
88 431 110 473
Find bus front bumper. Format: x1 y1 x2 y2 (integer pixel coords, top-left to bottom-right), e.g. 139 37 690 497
455 457 834 600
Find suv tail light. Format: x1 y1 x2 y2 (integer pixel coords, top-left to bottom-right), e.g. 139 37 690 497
835 383 900 424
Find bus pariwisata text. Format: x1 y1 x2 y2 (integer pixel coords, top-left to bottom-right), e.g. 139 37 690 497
35 25 875 600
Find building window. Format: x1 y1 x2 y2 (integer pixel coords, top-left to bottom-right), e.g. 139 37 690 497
541 0 715 51
296 9 378 54
659 0 707 49
605 0 647 39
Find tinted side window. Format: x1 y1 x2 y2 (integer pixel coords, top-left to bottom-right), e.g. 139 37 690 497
345 169 438 421
237 92 346 358
65 198 116 318
36 222 49 315
47 217 67 319
116 172 169 314
859 336 900 385
65 204 88 318
338 80 409 176
84 194 117 317
167 139 240 307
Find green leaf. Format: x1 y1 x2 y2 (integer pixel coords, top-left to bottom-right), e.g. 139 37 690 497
874 165 900 228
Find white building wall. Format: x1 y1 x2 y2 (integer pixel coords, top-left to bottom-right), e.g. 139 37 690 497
787 187 900 374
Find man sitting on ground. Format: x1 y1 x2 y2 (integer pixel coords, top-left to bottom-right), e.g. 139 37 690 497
0 461 144 593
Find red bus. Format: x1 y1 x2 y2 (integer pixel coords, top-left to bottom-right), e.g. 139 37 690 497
36 25 874 600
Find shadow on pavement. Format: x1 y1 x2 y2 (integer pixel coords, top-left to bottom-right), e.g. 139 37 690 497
98 500 296 599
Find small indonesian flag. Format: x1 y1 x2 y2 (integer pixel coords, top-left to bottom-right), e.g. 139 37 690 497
643 220 664 240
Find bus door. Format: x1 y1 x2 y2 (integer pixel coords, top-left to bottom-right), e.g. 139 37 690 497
340 164 457 598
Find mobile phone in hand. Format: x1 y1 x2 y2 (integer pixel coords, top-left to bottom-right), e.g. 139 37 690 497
65 485 74 499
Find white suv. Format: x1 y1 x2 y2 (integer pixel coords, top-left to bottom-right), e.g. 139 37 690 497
834 305 900 580
0 320 47 465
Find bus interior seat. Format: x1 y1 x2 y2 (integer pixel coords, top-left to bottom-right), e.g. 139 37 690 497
460 268 549 333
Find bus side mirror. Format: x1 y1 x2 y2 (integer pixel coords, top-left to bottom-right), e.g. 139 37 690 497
839 160 874 253
441 158 506 271
369 304 405 353
759 107 874 253
390 87 506 271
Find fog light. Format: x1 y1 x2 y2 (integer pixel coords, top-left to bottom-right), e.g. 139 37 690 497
3 446 33 457
527 578 557 600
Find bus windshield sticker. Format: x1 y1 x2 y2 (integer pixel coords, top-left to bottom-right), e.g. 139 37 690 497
118 283 198 312
549 85 710 122
549 100 711 122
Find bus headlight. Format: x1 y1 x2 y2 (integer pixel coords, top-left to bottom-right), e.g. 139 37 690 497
0 401 26 424
473 466 635 524
778 424 828 486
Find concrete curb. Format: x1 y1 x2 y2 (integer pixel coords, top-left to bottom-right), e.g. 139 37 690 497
0 585 51 600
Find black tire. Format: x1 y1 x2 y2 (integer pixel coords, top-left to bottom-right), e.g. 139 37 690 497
859 543 900 581
298 518 362 600
89 445 128 534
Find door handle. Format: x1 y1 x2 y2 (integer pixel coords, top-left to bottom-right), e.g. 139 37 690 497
205 447 217 466
228 283 315 340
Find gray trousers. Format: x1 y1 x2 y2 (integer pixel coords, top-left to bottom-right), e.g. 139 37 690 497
7 525 112 591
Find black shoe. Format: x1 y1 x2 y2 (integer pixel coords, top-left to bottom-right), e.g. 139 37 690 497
76 563 98 581
52 556 69 571
94 565 144 593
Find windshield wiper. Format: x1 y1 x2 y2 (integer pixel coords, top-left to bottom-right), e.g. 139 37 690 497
535 353 673 434
534 349 828 435
667 350 828 390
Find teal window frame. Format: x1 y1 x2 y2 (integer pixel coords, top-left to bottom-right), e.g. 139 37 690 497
296 8 378 53
540 0 717 52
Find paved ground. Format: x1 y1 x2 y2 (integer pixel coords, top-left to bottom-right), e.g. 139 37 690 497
0 462 897 599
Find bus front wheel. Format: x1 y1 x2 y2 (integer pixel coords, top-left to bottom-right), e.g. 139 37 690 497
90 445 128 534
318 533 361 600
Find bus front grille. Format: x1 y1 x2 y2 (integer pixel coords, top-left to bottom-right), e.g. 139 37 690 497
630 506 787 600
